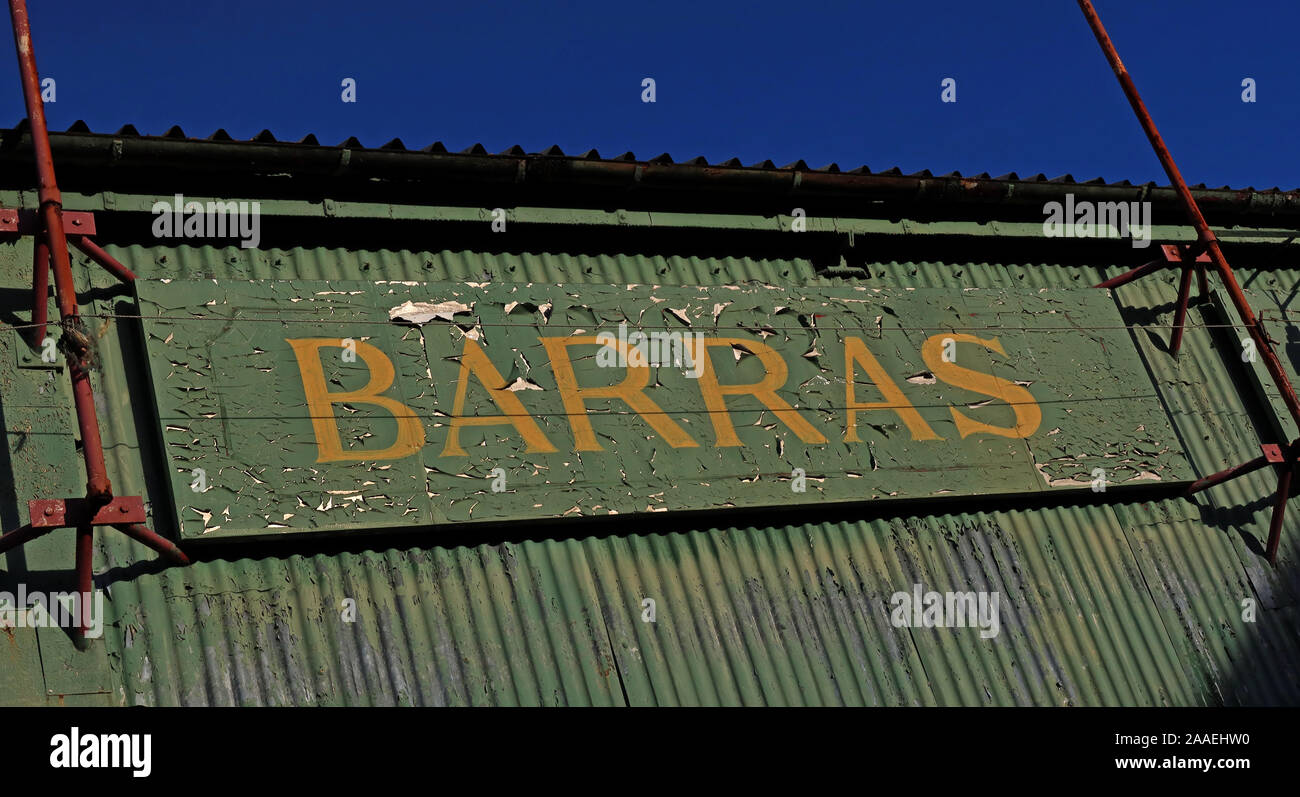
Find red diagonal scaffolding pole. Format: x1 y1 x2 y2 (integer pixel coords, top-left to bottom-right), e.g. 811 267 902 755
8 0 110 500
1 0 189 647
1079 0 1297 562
1078 1 1300 427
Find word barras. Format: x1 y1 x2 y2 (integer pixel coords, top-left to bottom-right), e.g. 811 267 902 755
140 280 1191 537
286 331 1041 462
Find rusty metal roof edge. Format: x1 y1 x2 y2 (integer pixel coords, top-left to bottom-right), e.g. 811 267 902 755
1 124 1296 217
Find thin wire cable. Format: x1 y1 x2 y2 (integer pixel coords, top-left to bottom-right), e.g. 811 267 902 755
152 393 1166 426
0 311 1263 334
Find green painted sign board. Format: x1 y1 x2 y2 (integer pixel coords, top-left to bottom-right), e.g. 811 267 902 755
134 280 1192 540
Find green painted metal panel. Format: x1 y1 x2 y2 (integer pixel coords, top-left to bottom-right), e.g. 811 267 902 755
0 625 47 706
136 279 436 538
0 199 1296 706
28 188 1300 246
134 280 1192 541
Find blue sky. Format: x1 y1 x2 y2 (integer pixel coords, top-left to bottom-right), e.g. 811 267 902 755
2 1 1296 190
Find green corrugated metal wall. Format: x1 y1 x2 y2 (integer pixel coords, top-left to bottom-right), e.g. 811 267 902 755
1 214 1298 705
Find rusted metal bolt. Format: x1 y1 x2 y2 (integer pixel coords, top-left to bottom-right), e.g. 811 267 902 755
43 506 53 516
119 505 128 513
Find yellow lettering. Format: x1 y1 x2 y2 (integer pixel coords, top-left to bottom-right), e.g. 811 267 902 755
695 337 827 447
541 336 697 451
843 336 941 441
286 338 425 463
920 334 1041 439
441 338 557 456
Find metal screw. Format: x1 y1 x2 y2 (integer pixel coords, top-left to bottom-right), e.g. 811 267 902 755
43 506 53 516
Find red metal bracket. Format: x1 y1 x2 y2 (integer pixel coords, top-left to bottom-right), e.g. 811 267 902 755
29 496 146 528
0 495 189 647
2 207 134 346
1186 441 1298 561
1162 244 1210 264
1095 244 1210 356
0 208 97 236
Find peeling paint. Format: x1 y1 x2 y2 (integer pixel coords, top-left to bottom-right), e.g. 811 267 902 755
135 280 1193 540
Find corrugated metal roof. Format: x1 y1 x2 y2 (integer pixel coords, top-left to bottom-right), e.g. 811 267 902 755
19 243 1271 705
7 119 1300 196
1 162 1298 705
100 503 1299 706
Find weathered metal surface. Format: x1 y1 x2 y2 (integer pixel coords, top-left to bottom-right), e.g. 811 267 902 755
91 500 1300 706
134 279 1191 540
882 260 1300 612
2 202 1298 705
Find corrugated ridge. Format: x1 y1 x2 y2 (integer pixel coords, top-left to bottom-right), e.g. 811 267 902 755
16 120 1300 195
72 242 1299 705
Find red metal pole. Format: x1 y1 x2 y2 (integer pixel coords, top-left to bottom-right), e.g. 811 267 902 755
1266 465 1291 563
74 522 93 643
1184 453 1271 496
1094 258 1166 290
9 0 112 500
113 523 191 566
70 235 136 283
1078 0 1300 432
0 522 49 554
31 231 48 345
1170 264 1193 356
